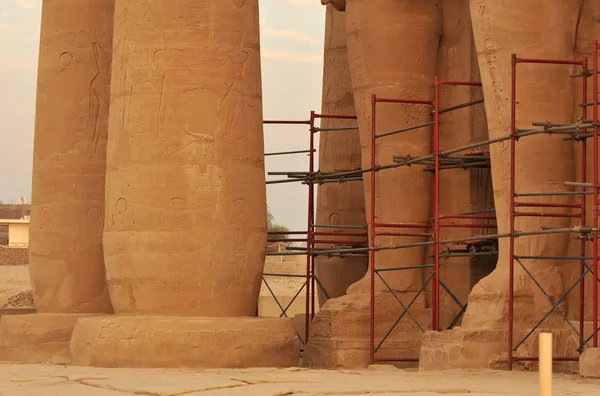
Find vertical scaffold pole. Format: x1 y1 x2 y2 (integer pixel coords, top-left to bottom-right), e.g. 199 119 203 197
306 111 316 343
593 41 599 348
509 53 518 370
433 77 441 331
370 94 377 365
580 57 588 348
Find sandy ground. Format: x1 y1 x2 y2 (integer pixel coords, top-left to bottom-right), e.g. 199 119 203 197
0 259 309 312
0 265 33 308
0 364 598 396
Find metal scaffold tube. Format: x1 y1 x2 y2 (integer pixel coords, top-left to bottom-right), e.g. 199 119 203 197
262 44 600 363
508 52 596 369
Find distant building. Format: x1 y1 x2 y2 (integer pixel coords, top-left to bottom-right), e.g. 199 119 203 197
0 204 30 247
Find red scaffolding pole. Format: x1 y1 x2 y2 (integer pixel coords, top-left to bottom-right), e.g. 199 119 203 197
263 40 600 368
593 40 599 350
369 81 492 364
263 113 366 347
508 53 597 369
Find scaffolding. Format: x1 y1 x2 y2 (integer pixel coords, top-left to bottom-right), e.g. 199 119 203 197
263 114 367 347
367 81 495 364
262 40 600 369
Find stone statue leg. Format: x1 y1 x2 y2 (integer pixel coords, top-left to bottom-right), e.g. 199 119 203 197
434 0 493 329
463 0 581 330
306 0 442 368
569 0 600 333
314 5 368 307
343 0 441 299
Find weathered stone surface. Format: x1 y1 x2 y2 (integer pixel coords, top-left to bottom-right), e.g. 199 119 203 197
70 317 299 368
104 0 267 316
314 4 367 307
342 0 439 297
419 328 579 372
305 293 432 368
580 348 600 378
0 308 36 316
0 314 96 363
463 0 581 330
29 0 114 314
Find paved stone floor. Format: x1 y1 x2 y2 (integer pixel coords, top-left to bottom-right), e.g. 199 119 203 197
0 364 599 395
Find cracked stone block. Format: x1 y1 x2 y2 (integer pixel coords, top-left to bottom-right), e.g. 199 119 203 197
580 348 600 378
70 316 299 368
304 294 432 369
419 328 580 372
0 314 100 363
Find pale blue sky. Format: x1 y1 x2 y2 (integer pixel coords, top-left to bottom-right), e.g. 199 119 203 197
0 0 326 231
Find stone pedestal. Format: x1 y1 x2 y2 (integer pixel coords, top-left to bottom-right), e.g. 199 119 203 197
580 348 600 378
419 327 580 373
70 317 299 368
304 294 432 369
0 314 98 364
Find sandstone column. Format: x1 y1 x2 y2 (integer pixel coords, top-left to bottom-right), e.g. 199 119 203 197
314 4 367 306
29 0 114 314
462 0 581 329
104 0 268 316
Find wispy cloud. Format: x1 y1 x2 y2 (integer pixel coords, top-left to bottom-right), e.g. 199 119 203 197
262 29 319 45
262 48 322 63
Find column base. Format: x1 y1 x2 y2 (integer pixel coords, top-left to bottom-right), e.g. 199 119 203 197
70 316 299 368
0 313 97 364
419 327 580 372
304 293 434 369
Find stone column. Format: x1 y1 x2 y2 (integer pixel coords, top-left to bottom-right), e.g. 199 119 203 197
103 0 268 317
314 4 367 306
29 0 114 314
0 0 115 365
69 0 299 369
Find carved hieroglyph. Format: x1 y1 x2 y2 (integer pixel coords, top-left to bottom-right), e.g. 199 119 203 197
104 0 267 316
314 5 368 306
29 0 114 313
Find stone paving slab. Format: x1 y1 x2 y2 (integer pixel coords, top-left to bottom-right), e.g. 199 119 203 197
0 364 598 395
